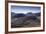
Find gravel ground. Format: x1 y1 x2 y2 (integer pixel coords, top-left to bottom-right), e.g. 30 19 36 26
11 16 40 28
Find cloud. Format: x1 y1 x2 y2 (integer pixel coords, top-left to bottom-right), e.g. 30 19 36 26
11 6 40 14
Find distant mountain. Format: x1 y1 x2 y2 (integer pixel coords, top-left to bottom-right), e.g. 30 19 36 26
11 12 16 18
13 13 25 18
34 13 40 16
25 14 33 16
11 12 40 18
11 12 25 18
26 12 40 16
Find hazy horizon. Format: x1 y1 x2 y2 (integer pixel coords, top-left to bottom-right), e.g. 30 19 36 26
11 6 41 14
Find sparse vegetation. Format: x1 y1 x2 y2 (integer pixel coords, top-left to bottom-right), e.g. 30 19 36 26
11 12 41 28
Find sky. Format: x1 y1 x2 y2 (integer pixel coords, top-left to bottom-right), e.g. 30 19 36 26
11 6 41 14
